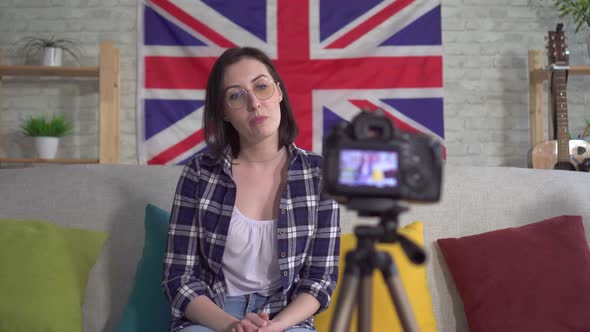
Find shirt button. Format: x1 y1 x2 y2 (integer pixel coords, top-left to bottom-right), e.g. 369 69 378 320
280 252 286 258
279 230 285 236
283 271 288 277
281 209 286 214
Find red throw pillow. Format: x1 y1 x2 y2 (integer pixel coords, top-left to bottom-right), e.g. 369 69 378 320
437 215 590 332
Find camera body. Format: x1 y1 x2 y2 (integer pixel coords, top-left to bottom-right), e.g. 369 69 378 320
323 110 443 203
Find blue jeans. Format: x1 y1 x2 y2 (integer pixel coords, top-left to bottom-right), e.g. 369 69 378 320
178 294 315 332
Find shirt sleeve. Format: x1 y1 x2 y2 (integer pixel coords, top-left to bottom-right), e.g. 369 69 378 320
162 158 213 319
293 179 341 314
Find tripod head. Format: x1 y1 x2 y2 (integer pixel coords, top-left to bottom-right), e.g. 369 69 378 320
346 197 425 265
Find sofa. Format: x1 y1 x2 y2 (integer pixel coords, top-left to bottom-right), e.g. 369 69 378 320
1 164 589 332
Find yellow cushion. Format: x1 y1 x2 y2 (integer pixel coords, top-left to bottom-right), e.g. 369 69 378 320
315 221 438 332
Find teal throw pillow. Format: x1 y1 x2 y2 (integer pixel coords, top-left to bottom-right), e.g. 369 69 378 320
113 204 172 332
0 218 108 332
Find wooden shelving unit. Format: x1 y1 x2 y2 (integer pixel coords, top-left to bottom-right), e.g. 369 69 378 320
0 40 120 165
528 49 590 147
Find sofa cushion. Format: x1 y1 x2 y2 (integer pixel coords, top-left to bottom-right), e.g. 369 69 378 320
113 204 172 332
437 215 590 332
315 221 438 332
0 218 108 332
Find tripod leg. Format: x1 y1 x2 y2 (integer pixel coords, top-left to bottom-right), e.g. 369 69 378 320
379 252 420 332
329 271 359 332
358 274 372 332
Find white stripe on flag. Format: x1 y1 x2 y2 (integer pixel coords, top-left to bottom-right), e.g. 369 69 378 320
312 88 444 153
348 0 440 50
373 99 444 142
142 88 205 100
145 104 205 159
142 45 226 57
169 0 275 55
167 141 208 165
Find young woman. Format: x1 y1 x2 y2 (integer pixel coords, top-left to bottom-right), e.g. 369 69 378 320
162 47 340 332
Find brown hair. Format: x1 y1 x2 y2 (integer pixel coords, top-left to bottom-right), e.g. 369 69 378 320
203 47 298 159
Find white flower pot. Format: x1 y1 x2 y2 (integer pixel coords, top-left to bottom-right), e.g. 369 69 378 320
34 136 59 159
42 47 63 66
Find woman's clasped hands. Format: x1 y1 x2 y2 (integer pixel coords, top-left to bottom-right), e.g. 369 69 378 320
226 313 285 332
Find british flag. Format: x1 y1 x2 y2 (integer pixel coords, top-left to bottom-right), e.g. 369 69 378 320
138 0 444 165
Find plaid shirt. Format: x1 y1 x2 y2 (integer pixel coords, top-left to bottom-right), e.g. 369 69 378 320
162 144 340 332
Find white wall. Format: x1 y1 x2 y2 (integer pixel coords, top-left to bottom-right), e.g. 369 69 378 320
0 0 588 166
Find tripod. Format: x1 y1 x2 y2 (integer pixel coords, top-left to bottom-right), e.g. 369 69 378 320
329 199 425 332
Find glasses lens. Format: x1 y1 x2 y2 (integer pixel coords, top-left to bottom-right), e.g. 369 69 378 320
225 88 247 109
253 79 274 100
224 78 276 109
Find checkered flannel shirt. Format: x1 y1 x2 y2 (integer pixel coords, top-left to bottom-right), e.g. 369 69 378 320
162 144 341 331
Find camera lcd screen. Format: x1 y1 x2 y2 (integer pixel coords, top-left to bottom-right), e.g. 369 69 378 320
338 149 399 188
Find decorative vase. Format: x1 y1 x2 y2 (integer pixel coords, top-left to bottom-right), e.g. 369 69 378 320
42 47 63 66
34 136 59 159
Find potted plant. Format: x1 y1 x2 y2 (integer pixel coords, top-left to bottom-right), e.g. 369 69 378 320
553 0 590 57
20 114 73 159
15 35 83 66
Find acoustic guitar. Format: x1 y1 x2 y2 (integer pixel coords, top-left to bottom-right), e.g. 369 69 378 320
530 24 590 171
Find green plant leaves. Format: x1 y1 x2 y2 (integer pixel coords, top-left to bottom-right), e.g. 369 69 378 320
554 0 590 33
20 114 73 137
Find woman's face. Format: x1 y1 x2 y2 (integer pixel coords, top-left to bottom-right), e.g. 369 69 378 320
222 58 283 147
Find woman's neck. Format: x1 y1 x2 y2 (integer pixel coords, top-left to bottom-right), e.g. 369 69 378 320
237 144 285 163
236 131 282 161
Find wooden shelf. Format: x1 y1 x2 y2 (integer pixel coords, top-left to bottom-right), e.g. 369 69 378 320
0 41 120 166
528 49 590 147
530 65 590 82
0 65 99 78
0 157 99 164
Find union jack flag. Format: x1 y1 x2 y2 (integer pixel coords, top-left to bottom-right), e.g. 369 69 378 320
138 0 444 165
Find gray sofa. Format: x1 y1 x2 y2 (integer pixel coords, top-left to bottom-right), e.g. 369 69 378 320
1 164 589 332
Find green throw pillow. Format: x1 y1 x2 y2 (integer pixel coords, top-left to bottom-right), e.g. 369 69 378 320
0 218 108 332
113 204 172 332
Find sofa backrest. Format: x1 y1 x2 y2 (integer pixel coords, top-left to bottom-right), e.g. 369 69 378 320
0 164 183 332
338 166 590 332
1 164 589 332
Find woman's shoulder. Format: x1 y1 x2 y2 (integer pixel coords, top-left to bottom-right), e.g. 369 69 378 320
183 150 223 170
289 144 323 165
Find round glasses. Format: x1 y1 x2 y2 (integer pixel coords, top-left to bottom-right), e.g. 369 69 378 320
224 78 278 109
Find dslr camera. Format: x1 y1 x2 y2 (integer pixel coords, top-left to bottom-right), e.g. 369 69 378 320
322 110 443 203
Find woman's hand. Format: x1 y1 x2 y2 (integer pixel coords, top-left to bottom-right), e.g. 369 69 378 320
256 319 286 332
225 312 271 332
256 313 289 332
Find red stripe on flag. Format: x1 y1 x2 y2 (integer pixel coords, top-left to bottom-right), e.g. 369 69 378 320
149 0 236 48
145 56 216 89
277 0 309 60
310 56 442 89
147 129 204 165
348 100 421 134
151 56 443 90
326 0 414 49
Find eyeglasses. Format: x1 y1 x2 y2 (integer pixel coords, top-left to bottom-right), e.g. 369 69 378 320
224 78 279 109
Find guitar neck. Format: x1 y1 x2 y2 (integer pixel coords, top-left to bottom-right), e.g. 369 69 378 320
553 68 569 163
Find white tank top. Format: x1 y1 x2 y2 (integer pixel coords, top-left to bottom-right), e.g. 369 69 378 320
221 207 282 296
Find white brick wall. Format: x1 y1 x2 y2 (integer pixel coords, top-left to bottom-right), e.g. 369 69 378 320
0 0 137 163
0 0 589 166
443 0 590 167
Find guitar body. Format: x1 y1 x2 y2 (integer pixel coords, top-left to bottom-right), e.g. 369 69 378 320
531 139 590 171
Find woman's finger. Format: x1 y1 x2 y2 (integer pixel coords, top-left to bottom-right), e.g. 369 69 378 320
244 312 268 327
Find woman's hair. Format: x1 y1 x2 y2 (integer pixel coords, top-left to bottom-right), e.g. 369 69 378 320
203 46 298 159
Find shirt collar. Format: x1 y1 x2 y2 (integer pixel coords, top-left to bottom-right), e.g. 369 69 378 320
217 142 304 175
